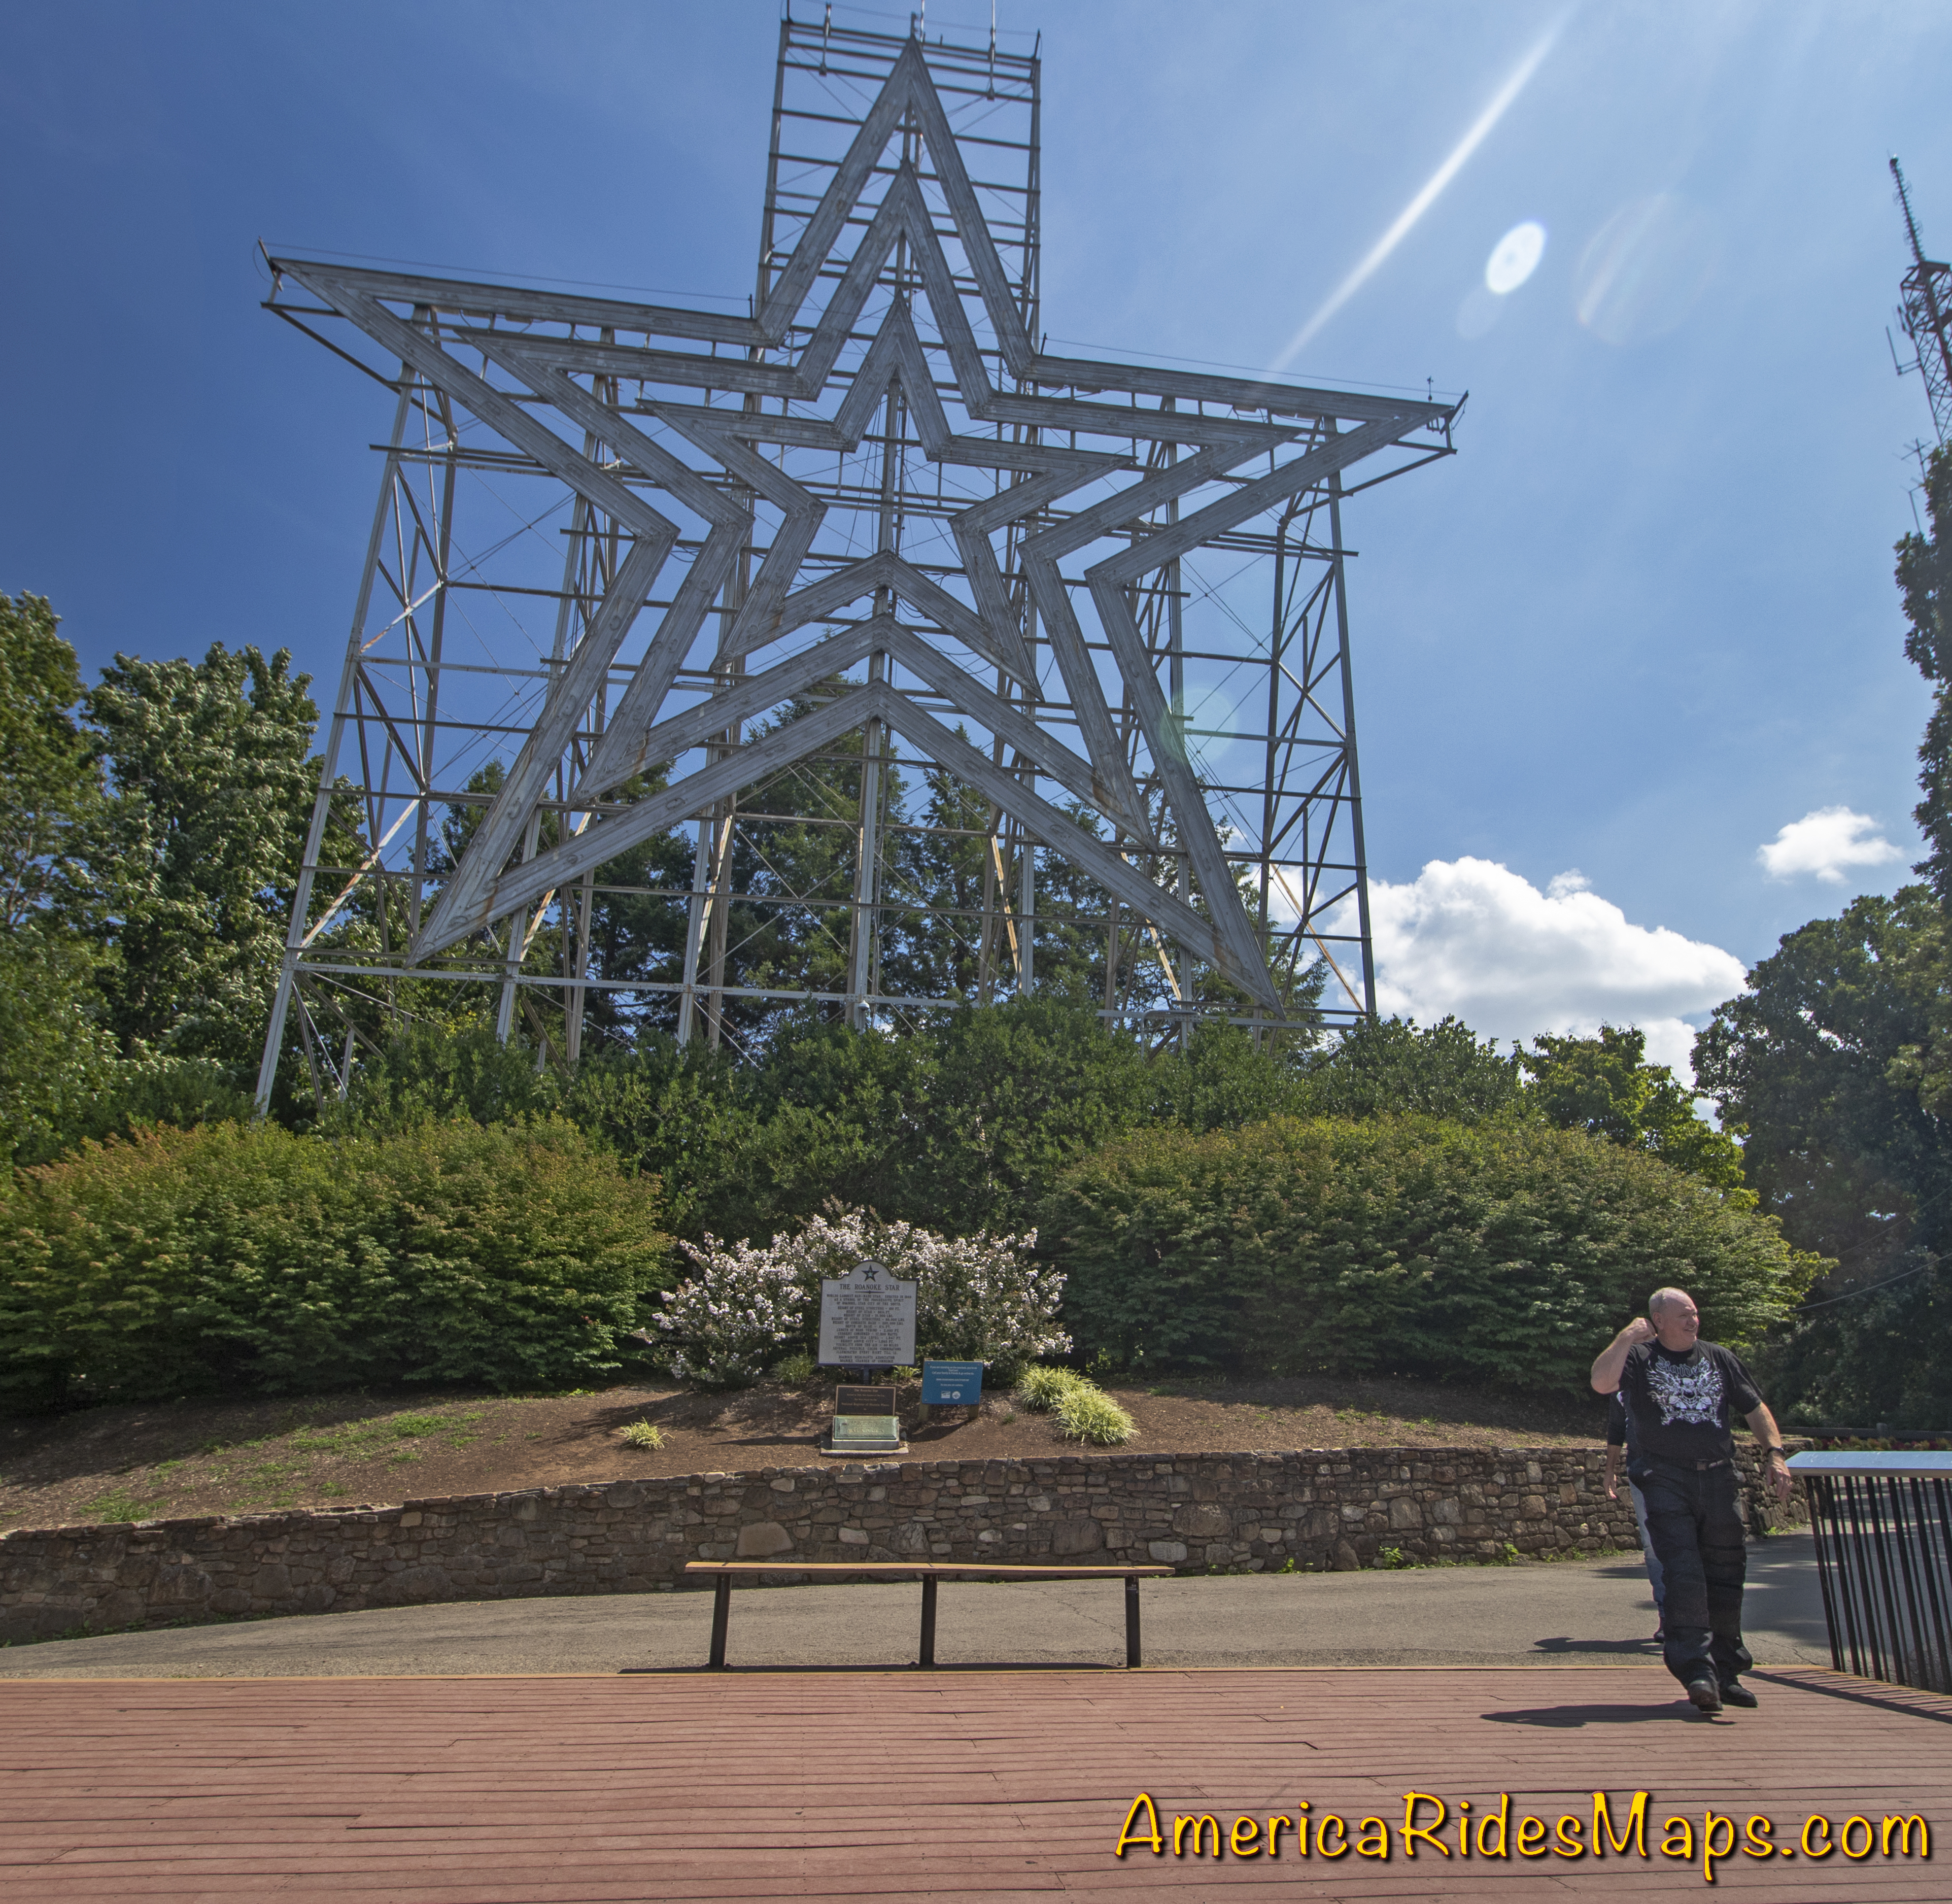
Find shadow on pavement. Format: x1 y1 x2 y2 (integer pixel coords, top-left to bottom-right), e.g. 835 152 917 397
619 1658 1123 1675
1531 1635 1662 1657
1484 1702 1726 1727
1751 1670 1952 1726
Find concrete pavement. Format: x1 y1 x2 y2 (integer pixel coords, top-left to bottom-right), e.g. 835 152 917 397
0 1532 1830 1677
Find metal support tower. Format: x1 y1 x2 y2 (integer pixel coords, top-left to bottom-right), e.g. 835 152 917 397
1892 156 1952 449
255 14 1458 1109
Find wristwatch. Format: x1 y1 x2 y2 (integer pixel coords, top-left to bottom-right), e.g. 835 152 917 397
1760 1445 1787 1461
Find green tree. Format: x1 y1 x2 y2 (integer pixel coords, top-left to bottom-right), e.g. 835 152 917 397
0 937 120 1167
0 592 98 935
1521 1023 1746 1194
82 644 325 1070
1694 893 1947 1265
903 997 1155 1233
1692 890 1952 1422
0 594 119 1161
1899 442 1952 901
1298 1013 1526 1121
1683 442 1952 1426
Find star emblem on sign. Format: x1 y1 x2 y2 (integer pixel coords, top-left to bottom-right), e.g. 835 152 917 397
269 41 1450 1017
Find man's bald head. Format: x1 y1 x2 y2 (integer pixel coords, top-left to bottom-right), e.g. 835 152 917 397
1647 1287 1701 1349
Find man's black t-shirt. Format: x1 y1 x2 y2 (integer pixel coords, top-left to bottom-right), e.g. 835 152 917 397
1617 1339 1762 1466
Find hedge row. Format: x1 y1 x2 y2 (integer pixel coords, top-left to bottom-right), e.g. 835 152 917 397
0 1118 671 1408
1046 1114 1818 1392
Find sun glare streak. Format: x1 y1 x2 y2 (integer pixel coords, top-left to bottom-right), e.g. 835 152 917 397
1269 11 1570 372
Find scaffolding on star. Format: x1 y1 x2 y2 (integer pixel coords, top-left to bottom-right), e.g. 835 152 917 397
254 12 1460 1110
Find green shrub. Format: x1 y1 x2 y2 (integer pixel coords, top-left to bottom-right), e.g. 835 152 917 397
772 1350 816 1385
1013 1364 1087 1411
620 1420 663 1449
1054 1382 1136 1445
0 1117 672 1410
1046 1114 1820 1391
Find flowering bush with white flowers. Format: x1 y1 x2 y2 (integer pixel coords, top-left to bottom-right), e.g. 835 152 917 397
655 1208 1069 1387
653 1234 810 1386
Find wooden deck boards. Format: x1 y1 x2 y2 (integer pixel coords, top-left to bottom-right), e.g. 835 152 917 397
2 1667 1947 1899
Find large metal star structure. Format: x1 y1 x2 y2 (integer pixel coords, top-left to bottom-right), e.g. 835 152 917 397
256 19 1458 1104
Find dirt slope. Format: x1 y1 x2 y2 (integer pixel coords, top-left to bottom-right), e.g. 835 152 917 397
1 1370 1606 1534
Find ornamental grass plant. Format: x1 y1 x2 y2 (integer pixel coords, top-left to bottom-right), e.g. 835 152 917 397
1053 1382 1136 1445
1012 1363 1136 1443
1012 1364 1088 1411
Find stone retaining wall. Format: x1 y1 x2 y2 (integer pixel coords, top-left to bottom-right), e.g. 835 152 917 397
0 1445 1802 1644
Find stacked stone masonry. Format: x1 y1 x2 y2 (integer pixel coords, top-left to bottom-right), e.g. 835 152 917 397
0 1445 1803 1643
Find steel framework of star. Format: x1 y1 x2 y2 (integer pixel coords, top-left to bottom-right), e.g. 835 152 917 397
271 42 1451 1016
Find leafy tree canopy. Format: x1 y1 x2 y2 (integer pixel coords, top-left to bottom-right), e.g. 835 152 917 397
0 592 97 936
82 642 325 1068
1900 442 1952 902
1298 1012 1525 1123
1669 440 1952 1427
1522 1023 1746 1196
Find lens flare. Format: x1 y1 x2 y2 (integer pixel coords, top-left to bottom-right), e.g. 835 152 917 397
1456 283 1503 339
1268 9 1570 371
1485 220 1547 294
1573 195 1721 347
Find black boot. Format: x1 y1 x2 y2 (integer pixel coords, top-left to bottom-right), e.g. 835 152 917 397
1685 1677 1722 1713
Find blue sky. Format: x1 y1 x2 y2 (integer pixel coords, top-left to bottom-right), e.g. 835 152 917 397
5 1 1949 1069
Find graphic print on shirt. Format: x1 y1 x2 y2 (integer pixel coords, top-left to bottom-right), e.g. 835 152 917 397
1647 1354 1725 1427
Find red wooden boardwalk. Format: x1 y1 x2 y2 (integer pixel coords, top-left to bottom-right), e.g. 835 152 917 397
2 1666 1946 1899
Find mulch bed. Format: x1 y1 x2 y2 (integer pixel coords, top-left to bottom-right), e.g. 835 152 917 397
1 1371 1607 1534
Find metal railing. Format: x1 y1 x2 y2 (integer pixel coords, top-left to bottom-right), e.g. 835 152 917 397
1788 1451 1952 1692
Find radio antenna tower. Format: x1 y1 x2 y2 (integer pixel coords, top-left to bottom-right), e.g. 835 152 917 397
255 15 1460 1110
1891 156 1952 446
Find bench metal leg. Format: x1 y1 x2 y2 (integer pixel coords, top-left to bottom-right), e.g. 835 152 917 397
919 1574 938 1668
709 1574 732 1669
1125 1574 1142 1669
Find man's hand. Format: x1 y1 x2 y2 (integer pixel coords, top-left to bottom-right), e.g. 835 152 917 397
1590 1316 1659 1393
1746 1404 1794 1506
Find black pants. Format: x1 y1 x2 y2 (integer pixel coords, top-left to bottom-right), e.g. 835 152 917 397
1630 1457 1752 1689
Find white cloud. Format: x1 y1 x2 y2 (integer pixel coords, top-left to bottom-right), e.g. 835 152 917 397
1309 856 1748 1079
1756 806 1903 884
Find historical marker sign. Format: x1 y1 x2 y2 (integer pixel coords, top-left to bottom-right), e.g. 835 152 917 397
817 1260 917 1369
922 1361 983 1406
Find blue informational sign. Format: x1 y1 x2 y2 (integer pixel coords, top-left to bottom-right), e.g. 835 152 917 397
921 1359 984 1405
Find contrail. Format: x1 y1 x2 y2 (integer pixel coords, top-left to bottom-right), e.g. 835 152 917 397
1269 11 1569 373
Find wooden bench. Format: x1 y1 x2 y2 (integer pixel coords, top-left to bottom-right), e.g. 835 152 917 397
682 1560 1177 1669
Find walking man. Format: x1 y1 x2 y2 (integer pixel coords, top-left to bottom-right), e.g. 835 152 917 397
1603 1391 1665 1641
1590 1287 1794 1713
